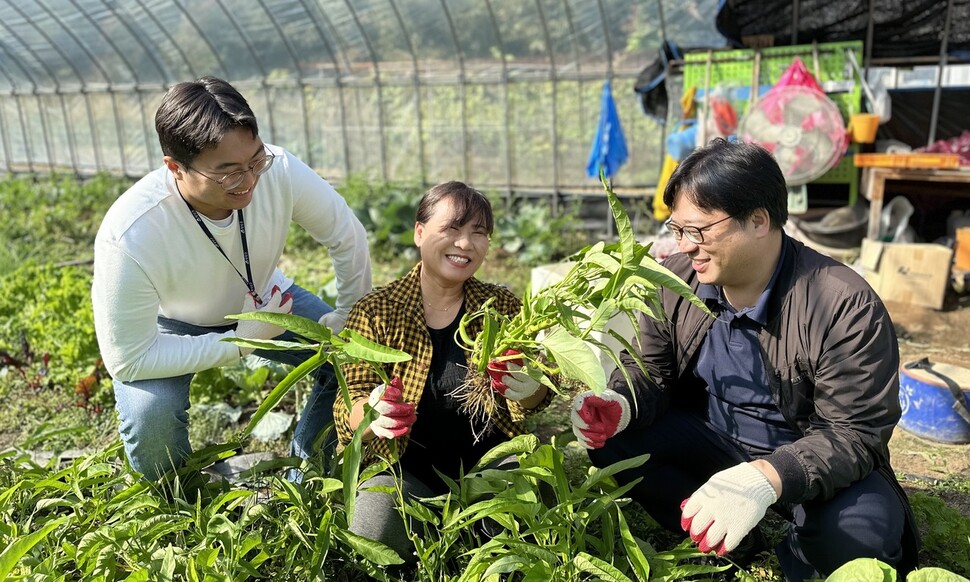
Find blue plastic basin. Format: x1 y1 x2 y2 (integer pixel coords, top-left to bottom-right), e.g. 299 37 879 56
898 361 970 444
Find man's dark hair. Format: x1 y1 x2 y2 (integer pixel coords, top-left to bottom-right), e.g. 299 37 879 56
416 181 494 235
155 76 259 165
662 138 788 229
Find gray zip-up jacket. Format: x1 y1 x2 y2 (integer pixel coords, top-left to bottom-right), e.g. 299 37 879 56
610 234 900 504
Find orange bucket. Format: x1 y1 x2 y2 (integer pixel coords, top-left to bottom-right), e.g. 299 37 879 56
848 113 880 143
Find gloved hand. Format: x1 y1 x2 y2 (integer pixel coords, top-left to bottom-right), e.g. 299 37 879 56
570 389 631 449
487 349 542 401
680 462 779 555
235 286 293 356
367 377 417 439
318 308 349 334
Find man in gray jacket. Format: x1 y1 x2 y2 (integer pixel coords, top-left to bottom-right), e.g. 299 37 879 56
570 139 916 580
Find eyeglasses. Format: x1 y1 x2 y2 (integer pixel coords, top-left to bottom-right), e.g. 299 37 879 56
664 215 733 244
188 151 275 190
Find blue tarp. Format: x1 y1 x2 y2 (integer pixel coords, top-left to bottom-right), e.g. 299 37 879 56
586 80 629 179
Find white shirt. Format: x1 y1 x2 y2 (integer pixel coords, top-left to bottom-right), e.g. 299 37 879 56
92 144 372 382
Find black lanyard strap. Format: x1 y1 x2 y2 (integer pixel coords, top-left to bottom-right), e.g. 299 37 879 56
182 198 262 306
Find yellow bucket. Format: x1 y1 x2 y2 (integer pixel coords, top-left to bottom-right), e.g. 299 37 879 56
848 113 880 143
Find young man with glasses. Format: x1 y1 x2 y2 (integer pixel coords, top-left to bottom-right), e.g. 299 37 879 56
93 77 372 482
570 139 917 580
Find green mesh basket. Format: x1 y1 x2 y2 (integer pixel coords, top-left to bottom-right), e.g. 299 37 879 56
682 41 863 205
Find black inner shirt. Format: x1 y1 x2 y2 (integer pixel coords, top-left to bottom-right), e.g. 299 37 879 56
400 306 505 493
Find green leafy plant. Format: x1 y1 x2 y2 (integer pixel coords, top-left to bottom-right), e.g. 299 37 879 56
454 174 709 423
825 557 968 581
492 198 588 266
0 173 130 271
909 492 970 576
288 174 424 263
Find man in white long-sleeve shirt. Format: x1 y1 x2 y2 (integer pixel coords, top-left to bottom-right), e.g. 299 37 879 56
92 77 372 480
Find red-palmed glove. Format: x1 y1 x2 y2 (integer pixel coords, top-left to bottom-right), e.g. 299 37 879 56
570 389 631 449
367 377 417 439
487 349 542 401
235 286 293 356
680 462 779 555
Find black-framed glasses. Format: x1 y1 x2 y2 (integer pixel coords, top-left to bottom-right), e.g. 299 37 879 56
664 215 733 244
188 151 275 190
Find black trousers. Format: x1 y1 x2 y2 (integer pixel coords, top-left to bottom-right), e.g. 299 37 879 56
588 408 912 581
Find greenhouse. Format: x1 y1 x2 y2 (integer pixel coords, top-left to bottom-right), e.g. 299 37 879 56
0 0 726 194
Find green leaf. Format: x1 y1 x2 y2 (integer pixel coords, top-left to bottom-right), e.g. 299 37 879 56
572 550 633 582
225 312 333 342
0 517 68 579
540 327 606 393
340 328 412 363
582 453 652 490
336 529 405 565
243 353 326 437
906 567 970 582
222 337 315 352
825 557 896 582
617 509 651 580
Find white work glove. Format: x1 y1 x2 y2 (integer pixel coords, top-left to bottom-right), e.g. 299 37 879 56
318 309 349 334
235 286 293 356
487 349 542 401
570 389 631 449
367 377 417 439
680 462 779 555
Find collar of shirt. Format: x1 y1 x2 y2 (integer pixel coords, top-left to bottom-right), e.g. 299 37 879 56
697 239 787 326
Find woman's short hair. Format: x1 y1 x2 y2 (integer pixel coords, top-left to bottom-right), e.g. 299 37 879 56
416 181 494 235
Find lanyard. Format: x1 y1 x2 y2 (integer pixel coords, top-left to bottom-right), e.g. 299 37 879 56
182 199 262 306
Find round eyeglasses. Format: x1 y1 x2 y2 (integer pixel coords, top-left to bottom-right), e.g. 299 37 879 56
664 215 733 244
188 151 276 191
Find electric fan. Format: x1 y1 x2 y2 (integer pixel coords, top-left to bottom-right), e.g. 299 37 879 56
738 85 848 213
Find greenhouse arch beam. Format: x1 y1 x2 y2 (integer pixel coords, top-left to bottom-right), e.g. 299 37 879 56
35 0 115 169
0 42 25 170
210 0 276 142
342 0 388 183
100 0 165 170
66 0 149 175
534 0 560 213
101 0 169 86
0 18 56 173
482 0 514 202
595 0 614 79
255 0 311 165
386 0 426 185
0 37 41 172
305 3 353 178
437 0 469 181
5 0 85 172
131 0 196 81
172 0 230 79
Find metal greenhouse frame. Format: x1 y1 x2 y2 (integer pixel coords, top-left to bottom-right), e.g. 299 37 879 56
0 1 965 209
0 0 727 203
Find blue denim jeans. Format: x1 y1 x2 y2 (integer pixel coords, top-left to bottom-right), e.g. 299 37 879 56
112 284 337 480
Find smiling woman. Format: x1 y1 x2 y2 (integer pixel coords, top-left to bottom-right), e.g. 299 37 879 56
331 180 552 561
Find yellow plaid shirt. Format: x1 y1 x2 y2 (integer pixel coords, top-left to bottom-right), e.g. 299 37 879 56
334 262 549 462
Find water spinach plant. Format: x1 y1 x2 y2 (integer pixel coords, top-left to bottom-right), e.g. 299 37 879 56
454 175 710 424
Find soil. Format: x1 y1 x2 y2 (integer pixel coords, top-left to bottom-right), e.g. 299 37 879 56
884 297 970 518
